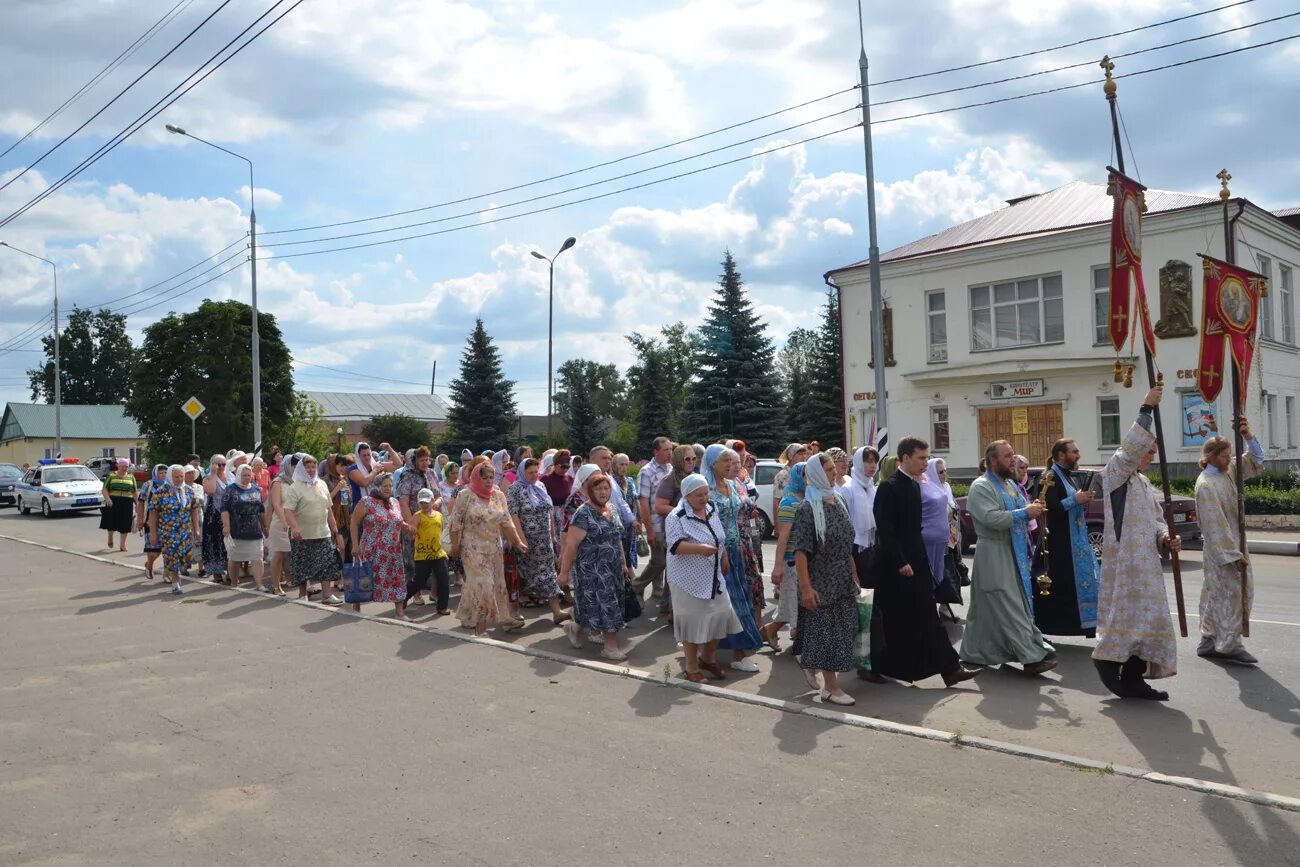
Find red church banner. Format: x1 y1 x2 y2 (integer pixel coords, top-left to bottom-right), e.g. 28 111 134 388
1107 168 1156 356
1197 254 1268 402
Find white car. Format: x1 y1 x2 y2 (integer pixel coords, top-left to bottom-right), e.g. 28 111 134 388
16 461 106 518
750 458 784 539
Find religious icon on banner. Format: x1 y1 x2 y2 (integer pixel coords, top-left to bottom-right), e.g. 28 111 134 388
1107 167 1156 356
1196 253 1268 403
1217 274 1253 331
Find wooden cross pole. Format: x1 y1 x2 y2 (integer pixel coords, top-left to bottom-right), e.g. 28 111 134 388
1220 168 1251 638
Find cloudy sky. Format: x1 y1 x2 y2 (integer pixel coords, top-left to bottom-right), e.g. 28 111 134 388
1 0 1297 414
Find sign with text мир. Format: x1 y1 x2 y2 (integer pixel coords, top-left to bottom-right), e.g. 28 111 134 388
989 379 1044 400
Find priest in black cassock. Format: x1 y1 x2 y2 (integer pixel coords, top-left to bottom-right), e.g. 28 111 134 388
1034 439 1100 638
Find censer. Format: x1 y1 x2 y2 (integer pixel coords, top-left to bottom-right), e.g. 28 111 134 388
1032 472 1054 596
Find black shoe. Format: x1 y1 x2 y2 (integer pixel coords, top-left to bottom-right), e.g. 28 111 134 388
1094 659 1125 697
942 666 981 687
1022 659 1058 676
856 668 888 683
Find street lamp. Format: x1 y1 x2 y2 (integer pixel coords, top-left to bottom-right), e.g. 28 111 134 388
336 426 344 452
166 123 263 449
530 236 576 435
1 241 60 457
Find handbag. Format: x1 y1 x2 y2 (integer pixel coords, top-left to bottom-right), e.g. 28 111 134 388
623 579 642 622
853 589 874 670
636 534 650 557
342 560 374 604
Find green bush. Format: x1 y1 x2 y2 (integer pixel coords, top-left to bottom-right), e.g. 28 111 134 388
1244 488 1300 514
950 482 970 498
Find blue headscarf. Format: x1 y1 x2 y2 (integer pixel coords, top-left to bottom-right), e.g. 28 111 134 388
785 461 807 496
702 443 728 489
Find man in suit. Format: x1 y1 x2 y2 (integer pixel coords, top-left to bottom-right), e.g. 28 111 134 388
872 436 980 687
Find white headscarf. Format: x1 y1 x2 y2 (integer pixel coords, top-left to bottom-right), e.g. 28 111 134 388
292 453 318 485
234 463 256 488
804 455 844 543
539 452 555 478
680 473 709 499
491 449 508 485
848 447 878 547
460 448 474 466
575 462 600 492
925 458 956 508
354 442 375 475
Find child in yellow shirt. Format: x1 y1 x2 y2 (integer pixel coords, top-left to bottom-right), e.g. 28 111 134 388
410 488 451 613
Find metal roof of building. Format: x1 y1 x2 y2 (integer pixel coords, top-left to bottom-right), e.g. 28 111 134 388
828 180 1219 273
1 403 142 441
304 391 449 422
1274 206 1300 218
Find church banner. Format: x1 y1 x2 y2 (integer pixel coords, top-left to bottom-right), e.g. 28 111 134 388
1107 168 1156 356
1197 254 1268 402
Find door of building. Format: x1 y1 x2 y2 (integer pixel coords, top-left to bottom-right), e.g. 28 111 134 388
977 403 1064 467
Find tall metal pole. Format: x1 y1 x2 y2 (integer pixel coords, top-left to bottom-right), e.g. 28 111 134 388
1220 170 1251 637
165 125 261 449
1 242 60 456
857 10 888 439
547 259 554 436
1103 58 1186 636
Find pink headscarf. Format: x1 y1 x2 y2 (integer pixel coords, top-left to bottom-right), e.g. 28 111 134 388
467 457 495 501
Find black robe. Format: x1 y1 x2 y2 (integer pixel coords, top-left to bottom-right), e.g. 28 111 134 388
1033 465 1096 638
871 469 960 681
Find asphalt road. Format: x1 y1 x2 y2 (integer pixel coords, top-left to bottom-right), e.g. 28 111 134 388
3 538 1300 866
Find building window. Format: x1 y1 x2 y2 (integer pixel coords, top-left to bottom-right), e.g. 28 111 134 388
1281 263 1294 345
101 447 115 458
926 290 947 363
969 274 1064 351
1265 392 1278 448
43 448 55 460
930 406 950 451
1092 265 1110 345
129 447 143 465
1099 396 1121 447
1287 396 1296 449
1258 254 1273 340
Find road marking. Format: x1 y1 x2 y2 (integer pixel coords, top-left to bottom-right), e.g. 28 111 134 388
4 531 1299 814
1178 611 1300 629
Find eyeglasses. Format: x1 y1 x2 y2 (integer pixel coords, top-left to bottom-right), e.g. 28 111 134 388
216 461 227 467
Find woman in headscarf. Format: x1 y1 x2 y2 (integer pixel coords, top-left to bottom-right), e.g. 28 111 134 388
791 451 860 705
250 456 271 501
265 453 298 596
350 470 409 618
826 447 851 489
433 453 449 484
730 439 751 485
137 463 168 580
491 449 509 487
566 454 583 479
200 455 230 583
770 460 807 651
99 457 136 552
147 465 200 594
182 466 203 575
449 457 529 635
560 463 600 538
507 457 569 624
559 469 632 661
772 443 809 520
222 463 269 592
844 447 879 589
347 441 399 511
284 453 345 605
704 444 764 671
664 473 742 681
732 454 769 653
925 458 964 619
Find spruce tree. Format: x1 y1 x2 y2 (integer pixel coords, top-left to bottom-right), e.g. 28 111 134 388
626 337 674 455
776 327 817 442
560 362 604 455
681 251 784 455
804 288 846 448
444 319 519 452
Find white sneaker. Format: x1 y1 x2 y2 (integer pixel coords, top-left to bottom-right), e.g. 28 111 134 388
730 658 760 673
322 594 343 605
587 632 604 645
563 620 584 649
171 583 183 596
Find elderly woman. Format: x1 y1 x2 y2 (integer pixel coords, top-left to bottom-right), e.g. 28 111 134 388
559 469 632 661
223 463 269 592
826 447 851 488
250 456 271 501
611 452 639 569
793 452 861 705
347 441 400 509
265 453 298 596
284 454 345 605
508 457 569 624
704 444 764 671
99 458 136 551
147 465 201 594
201 455 231 583
450 457 529 635
666 473 742 681
351 471 409 619
138 463 168 580
772 443 810 519
925 458 964 618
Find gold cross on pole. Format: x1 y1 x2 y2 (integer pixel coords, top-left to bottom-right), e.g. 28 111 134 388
1101 55 1117 99
1217 168 1232 202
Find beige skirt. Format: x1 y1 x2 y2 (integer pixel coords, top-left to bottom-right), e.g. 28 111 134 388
267 515 292 554
670 582 741 645
225 536 263 562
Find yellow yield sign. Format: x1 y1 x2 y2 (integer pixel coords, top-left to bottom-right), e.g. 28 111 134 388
181 397 205 420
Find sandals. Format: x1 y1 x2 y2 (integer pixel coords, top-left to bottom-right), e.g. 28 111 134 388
600 648 629 662
552 611 573 627
761 623 782 653
682 670 707 683
698 660 726 680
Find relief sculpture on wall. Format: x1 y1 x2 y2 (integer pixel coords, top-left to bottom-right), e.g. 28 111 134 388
1154 258 1197 338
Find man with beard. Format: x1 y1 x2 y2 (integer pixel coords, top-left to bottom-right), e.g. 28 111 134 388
1034 438 1101 638
1094 385 1182 700
871 436 980 687
960 440 1056 675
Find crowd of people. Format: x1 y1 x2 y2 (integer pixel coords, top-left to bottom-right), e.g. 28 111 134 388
97 385 1263 703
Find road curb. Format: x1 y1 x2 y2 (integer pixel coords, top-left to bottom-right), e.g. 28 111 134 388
7 532 1299 815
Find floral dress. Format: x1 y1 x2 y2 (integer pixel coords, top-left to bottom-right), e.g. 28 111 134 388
507 480 560 603
737 496 765 607
570 504 627 634
148 483 197 575
451 488 514 627
358 495 406 603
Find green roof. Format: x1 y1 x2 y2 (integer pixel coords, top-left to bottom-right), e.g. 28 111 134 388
1 403 142 441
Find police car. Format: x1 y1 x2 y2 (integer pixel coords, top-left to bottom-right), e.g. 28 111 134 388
15 458 106 518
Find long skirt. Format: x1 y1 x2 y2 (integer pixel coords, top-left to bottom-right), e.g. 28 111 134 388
201 500 227 576
671 583 741 645
99 495 134 533
717 540 763 651
290 537 341 587
797 595 858 672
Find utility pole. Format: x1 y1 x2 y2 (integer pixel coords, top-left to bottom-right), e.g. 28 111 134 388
0 242 60 456
856 1 888 439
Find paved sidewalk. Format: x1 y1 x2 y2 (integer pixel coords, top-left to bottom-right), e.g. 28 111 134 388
3 540 1299 866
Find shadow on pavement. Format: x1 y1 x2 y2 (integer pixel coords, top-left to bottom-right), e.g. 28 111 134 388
216 596 282 620
300 611 354 634
772 709 838 755
69 581 164 600
397 629 450 662
1218 662 1300 737
627 679 692 718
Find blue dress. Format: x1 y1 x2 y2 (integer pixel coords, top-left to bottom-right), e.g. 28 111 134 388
714 479 764 651
571 504 627 634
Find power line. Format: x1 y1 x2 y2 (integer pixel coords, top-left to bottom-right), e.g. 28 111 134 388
873 0 1260 86
0 0 305 230
0 0 197 162
113 257 247 317
0 0 233 196
80 237 247 308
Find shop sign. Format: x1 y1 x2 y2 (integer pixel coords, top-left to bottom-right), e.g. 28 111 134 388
989 378 1044 400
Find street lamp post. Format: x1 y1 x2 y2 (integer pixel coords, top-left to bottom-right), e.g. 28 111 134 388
166 124 262 450
530 237 576 436
336 426 344 452
1 241 60 456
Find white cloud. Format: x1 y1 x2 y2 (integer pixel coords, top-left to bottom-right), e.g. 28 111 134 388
239 186 283 209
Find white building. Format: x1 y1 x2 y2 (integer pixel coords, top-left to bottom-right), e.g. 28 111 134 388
827 181 1300 476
